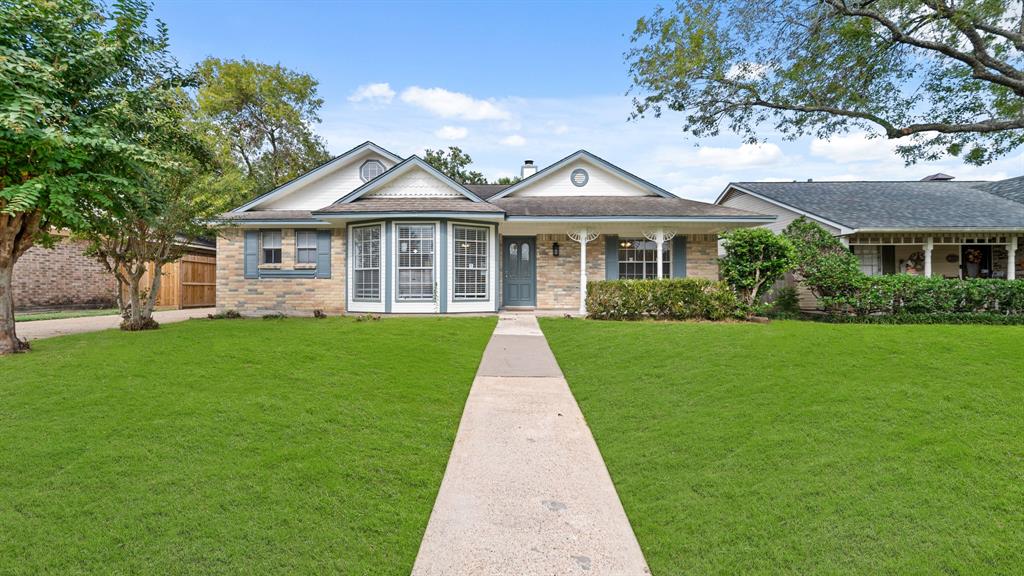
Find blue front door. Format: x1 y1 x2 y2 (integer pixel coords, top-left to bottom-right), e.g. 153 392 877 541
503 237 536 307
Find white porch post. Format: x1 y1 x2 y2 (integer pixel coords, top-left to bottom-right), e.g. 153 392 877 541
1009 236 1018 280
643 229 677 279
568 229 599 315
924 236 934 277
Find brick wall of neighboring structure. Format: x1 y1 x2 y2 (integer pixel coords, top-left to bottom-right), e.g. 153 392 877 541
685 234 720 280
216 227 346 316
13 238 117 311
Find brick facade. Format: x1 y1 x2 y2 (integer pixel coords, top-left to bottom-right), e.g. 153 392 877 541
685 234 720 280
13 237 117 311
529 233 605 310
216 227 346 316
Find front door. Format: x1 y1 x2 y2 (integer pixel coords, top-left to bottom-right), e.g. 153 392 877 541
503 237 536 307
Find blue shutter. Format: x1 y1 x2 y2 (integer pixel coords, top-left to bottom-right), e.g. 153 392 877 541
316 229 332 278
244 230 259 279
605 236 619 280
672 236 687 278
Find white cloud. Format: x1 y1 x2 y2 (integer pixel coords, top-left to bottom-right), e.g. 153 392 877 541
809 132 898 163
658 143 785 168
435 125 468 140
500 134 527 147
548 122 570 135
400 86 510 120
347 82 396 104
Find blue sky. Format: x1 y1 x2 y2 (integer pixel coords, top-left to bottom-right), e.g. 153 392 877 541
154 0 1021 201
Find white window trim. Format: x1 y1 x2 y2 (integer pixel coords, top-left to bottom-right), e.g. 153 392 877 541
447 222 496 313
391 221 440 313
359 159 386 183
451 224 490 302
348 222 385 313
617 237 671 279
295 229 318 265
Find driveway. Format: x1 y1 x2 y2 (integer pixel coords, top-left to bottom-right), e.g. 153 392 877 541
17 308 215 341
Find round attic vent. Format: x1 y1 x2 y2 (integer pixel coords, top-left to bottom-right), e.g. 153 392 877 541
570 168 589 187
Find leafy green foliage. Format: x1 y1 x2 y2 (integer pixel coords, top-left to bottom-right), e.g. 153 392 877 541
541 319 1024 574
586 279 745 320
783 217 863 305
720 227 795 308
825 275 1024 316
771 286 801 316
817 311 1024 325
195 57 330 201
628 0 1024 165
423 146 487 184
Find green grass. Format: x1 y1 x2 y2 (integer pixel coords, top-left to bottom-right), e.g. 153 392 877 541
540 319 1024 575
15 308 119 322
0 316 495 575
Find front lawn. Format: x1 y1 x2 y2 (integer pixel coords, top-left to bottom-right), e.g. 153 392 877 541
540 319 1024 575
0 316 495 575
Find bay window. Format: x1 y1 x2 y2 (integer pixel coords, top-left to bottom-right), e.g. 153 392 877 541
618 238 669 279
397 224 435 301
352 225 381 300
453 225 488 300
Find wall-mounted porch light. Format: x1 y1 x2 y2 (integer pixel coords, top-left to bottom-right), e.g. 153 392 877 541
552 242 560 256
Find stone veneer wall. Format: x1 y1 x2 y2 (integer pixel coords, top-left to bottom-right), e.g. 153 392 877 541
14 236 117 311
216 227 346 316
685 234 720 280
531 233 606 310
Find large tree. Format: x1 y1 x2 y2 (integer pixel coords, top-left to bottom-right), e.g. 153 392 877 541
196 57 330 200
0 0 180 354
424 146 488 184
628 0 1024 165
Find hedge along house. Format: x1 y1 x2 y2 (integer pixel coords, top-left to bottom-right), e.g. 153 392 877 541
715 176 1024 307
217 141 774 315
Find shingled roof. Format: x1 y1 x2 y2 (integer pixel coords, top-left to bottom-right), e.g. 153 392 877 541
493 196 768 219
729 180 1024 230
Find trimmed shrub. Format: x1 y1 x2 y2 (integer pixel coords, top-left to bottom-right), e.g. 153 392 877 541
827 275 1024 316
586 279 745 321
782 217 862 306
816 312 1024 325
771 286 801 316
720 228 795 309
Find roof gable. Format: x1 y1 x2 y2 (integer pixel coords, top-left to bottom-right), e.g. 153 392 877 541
488 150 674 200
336 156 484 204
233 141 402 212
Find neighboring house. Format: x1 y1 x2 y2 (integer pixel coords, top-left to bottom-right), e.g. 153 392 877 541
217 141 774 315
14 233 217 312
716 175 1024 306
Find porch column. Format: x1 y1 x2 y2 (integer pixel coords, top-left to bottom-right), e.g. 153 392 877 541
924 236 934 277
1009 236 1018 281
643 229 677 279
568 229 599 315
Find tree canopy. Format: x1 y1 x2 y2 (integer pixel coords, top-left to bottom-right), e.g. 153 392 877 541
195 57 330 201
424 146 488 184
0 0 187 353
628 0 1024 165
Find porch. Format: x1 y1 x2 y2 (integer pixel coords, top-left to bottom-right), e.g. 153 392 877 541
846 232 1022 280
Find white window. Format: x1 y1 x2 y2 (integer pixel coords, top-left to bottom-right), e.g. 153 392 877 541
853 245 881 276
296 230 317 265
360 159 385 182
453 225 488 300
397 224 434 301
261 230 282 264
352 225 381 301
618 238 669 279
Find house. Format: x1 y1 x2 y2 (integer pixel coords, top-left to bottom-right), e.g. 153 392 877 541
217 141 774 315
715 176 1024 306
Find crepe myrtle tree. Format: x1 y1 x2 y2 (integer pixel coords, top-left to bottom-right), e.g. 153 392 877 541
628 0 1024 165
78 91 225 331
720 227 796 309
0 0 184 354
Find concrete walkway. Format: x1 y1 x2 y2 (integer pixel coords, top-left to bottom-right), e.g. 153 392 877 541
17 308 214 341
413 314 650 575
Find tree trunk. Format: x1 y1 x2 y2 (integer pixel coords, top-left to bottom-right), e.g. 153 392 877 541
0 263 28 354
121 270 158 331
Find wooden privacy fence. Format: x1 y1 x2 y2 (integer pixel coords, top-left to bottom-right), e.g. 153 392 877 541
143 252 216 309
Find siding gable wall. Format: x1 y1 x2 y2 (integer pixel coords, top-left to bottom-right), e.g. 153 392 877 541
508 160 654 198
260 154 398 210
